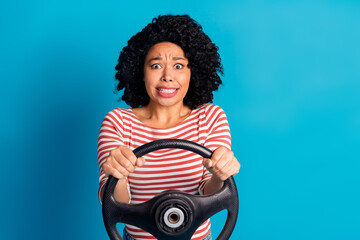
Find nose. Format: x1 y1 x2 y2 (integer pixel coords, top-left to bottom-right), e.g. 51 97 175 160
161 66 173 82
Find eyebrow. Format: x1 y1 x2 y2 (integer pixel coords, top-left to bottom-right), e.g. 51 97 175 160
148 57 186 61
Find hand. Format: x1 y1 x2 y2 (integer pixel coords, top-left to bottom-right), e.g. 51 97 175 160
203 146 240 182
102 145 146 179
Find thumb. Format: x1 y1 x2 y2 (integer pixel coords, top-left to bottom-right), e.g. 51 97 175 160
136 157 146 167
203 158 213 169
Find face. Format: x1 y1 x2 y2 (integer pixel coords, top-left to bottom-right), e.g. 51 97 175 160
143 42 191 108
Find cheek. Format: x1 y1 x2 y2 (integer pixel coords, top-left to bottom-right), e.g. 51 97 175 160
143 77 155 96
180 71 191 88
143 71 156 87
144 81 156 96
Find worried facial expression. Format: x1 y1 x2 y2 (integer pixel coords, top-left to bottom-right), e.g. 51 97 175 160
143 42 191 108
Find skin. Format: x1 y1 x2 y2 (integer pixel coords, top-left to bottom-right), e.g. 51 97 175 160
102 42 240 203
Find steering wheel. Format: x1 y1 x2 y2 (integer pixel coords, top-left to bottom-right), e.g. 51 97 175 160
102 139 239 240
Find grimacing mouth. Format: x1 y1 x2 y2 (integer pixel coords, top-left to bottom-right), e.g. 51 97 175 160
156 88 179 93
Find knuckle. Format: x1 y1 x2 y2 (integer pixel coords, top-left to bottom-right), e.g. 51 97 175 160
121 166 130 175
214 159 226 169
102 163 109 173
218 146 227 153
129 155 136 162
111 168 119 176
114 171 123 179
110 148 117 155
105 156 111 163
123 161 133 169
212 154 220 162
120 145 130 153
107 168 116 177
103 162 112 170
214 162 221 170
109 150 119 159
219 168 227 175
117 167 127 176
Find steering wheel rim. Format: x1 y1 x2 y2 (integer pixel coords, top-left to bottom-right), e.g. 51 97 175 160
102 139 239 240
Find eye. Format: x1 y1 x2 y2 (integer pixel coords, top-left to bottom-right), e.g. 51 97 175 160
174 63 184 69
151 63 161 69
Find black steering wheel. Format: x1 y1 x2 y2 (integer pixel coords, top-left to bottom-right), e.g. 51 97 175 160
102 139 239 240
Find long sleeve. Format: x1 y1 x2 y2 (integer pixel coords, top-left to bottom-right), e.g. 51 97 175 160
97 109 124 203
198 104 231 194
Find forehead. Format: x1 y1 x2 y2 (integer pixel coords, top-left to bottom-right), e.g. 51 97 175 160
146 42 186 58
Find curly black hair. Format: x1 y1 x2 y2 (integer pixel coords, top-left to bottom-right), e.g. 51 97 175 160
115 14 223 109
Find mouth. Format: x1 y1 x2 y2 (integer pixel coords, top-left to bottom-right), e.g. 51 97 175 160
156 87 179 97
156 88 178 93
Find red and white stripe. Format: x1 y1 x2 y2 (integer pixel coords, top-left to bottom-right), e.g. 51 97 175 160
97 104 231 240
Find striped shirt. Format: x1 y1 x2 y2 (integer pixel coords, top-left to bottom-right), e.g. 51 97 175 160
97 104 231 240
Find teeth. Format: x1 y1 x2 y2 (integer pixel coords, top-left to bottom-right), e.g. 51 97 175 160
158 88 177 93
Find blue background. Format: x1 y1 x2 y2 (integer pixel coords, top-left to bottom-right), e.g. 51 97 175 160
1 0 359 239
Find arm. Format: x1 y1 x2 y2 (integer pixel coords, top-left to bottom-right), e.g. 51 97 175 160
200 105 240 195
203 175 224 195
97 110 145 204
97 110 127 203
99 178 130 203
203 146 240 195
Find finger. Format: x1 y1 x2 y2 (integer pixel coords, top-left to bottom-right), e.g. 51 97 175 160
109 155 132 177
218 157 240 180
203 158 220 175
231 158 241 176
202 158 212 169
120 146 137 166
110 168 125 179
213 150 234 172
220 161 236 180
102 160 125 179
118 157 136 173
210 152 235 181
113 149 136 173
211 146 228 164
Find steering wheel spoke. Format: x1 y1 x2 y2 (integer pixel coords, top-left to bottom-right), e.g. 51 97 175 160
191 177 239 239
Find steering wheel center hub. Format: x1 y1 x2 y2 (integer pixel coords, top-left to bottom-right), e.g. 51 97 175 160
164 208 184 226
155 198 193 234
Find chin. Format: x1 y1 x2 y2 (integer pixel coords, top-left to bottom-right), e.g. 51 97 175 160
156 99 181 107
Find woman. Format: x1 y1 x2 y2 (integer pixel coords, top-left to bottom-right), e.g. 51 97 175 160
97 15 240 240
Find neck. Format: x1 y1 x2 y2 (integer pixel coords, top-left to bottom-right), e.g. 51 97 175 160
137 101 191 128
146 102 190 121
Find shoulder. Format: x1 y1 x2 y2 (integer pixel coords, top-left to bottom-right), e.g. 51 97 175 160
195 104 227 119
103 108 132 123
